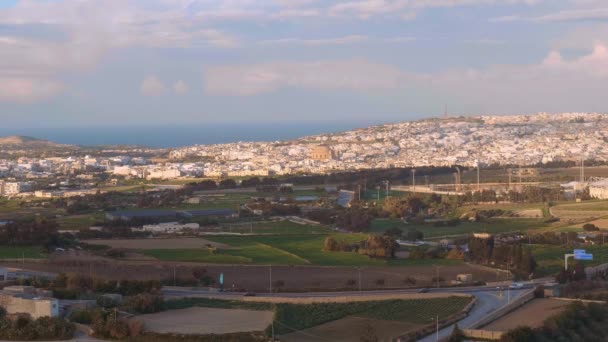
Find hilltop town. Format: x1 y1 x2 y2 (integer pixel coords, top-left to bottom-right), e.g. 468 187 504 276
0 112 606 197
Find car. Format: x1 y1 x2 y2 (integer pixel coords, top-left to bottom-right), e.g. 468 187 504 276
509 282 524 289
244 292 256 297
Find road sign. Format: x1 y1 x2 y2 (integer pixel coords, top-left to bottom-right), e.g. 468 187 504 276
219 273 224 285
573 249 586 255
574 253 593 261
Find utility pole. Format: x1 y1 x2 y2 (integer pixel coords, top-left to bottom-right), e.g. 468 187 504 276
269 265 272 295
384 180 390 199
477 164 480 192
436 314 439 342
412 169 416 191
581 156 585 183
358 267 362 292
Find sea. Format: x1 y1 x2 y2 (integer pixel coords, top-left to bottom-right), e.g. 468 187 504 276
0 120 391 148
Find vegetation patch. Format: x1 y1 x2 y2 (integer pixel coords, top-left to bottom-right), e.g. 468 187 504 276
271 296 472 335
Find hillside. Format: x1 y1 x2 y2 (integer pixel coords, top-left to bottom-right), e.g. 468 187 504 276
0 135 76 149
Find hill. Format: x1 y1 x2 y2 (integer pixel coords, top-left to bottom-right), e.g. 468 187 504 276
0 135 76 149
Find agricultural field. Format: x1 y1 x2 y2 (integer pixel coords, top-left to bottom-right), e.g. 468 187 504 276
550 201 608 220
0 246 44 259
277 296 472 340
532 244 608 276
83 237 230 250
217 220 331 235
137 307 274 335
483 298 571 331
56 213 104 231
371 218 548 239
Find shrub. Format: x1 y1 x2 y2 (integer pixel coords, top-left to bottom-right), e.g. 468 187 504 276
583 223 600 231
122 293 164 314
69 309 95 324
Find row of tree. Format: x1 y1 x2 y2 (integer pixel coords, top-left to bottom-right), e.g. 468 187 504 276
469 237 537 278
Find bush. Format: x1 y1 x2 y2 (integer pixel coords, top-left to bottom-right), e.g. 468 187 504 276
0 316 75 341
583 223 600 231
69 309 95 324
122 293 164 314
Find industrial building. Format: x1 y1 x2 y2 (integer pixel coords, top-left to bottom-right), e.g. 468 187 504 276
106 209 237 221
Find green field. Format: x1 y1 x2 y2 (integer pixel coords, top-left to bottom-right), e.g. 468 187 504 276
371 218 547 239
56 213 104 231
532 244 608 276
552 201 608 211
273 296 472 335
142 234 462 267
142 249 252 264
0 246 45 259
219 220 330 235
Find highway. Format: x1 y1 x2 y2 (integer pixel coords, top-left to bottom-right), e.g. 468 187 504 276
162 284 534 342
417 289 528 342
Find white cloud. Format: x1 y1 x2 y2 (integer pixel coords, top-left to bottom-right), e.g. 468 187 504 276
0 77 63 103
140 75 166 96
205 59 407 96
330 0 543 19
204 42 608 110
259 35 368 46
491 7 608 22
173 80 189 95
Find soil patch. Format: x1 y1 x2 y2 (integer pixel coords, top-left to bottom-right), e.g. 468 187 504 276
281 316 420 342
483 298 570 331
137 307 273 334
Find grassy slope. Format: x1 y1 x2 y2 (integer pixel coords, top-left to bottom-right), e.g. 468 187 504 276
371 218 547 239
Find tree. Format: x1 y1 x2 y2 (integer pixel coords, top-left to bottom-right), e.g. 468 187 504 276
219 179 237 189
583 223 600 232
500 326 537 342
323 236 339 252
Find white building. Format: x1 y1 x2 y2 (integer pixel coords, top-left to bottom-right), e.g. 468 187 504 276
0 182 30 196
141 222 200 234
589 179 608 200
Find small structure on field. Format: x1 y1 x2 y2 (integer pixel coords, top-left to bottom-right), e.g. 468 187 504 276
0 286 59 318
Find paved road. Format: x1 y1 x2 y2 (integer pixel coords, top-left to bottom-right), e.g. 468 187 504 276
162 283 533 298
417 289 528 342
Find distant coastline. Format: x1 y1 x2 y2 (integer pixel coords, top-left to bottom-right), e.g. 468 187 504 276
0 120 391 149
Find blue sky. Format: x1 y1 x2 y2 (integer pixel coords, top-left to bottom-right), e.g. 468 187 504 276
1 0 607 128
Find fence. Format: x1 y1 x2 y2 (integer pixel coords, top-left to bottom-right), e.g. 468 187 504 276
462 329 504 340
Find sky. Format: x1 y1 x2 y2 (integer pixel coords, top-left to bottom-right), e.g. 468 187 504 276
1 0 608 129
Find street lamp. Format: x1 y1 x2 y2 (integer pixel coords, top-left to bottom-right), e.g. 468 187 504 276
430 315 439 341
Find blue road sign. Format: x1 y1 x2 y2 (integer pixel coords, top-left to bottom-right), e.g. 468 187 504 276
573 249 586 255
574 253 593 261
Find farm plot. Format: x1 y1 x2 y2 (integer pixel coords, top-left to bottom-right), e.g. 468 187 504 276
371 218 547 239
83 238 231 250
0 246 44 259
483 299 571 331
277 296 472 340
137 307 273 334
551 201 608 219
282 316 419 342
